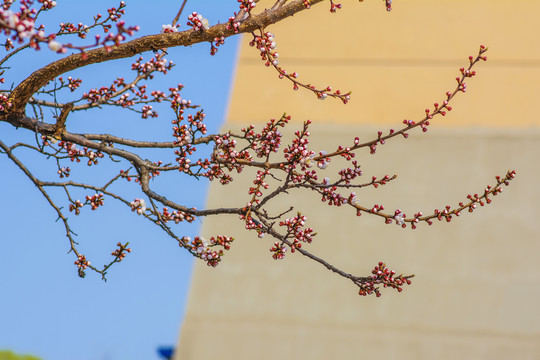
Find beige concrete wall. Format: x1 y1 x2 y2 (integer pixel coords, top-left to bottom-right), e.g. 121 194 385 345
175 1 540 359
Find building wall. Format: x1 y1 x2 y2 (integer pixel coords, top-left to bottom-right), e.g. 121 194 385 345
175 1 540 359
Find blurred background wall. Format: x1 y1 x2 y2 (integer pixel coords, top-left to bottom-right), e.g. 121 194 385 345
175 1 540 359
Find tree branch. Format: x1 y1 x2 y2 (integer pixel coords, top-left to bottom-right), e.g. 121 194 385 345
8 0 324 113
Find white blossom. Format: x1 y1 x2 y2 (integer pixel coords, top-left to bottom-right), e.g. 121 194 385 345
301 153 315 168
3 10 18 28
160 24 178 33
136 199 146 215
201 17 209 30
48 40 63 52
201 237 209 248
317 151 330 169
349 192 360 206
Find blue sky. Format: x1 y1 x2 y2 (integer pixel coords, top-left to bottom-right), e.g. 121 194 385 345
0 1 239 359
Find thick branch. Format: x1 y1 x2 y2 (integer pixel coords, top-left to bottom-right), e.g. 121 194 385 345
8 0 323 112
3 115 147 164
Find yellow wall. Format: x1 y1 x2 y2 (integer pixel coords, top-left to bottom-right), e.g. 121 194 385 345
229 0 539 128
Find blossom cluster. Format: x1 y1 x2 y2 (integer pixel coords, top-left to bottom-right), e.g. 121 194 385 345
329 1 342 13
393 210 405 227
49 1 138 55
86 193 104 210
74 254 90 269
53 17 138 55
110 242 131 262
337 161 363 184
160 207 196 224
226 16 240 33
238 0 256 13
130 198 146 215
40 0 57 10
249 116 288 158
93 20 139 50
179 235 234 267
69 199 83 215
57 166 70 178
141 105 157 119
349 192 360 207
0 92 12 111
57 2 124 38
319 183 347 206
168 84 192 110
210 35 225 56
240 209 266 236
356 262 412 297
83 84 118 103
248 170 270 202
203 133 252 183
172 109 209 174
279 213 315 254
187 12 209 32
160 24 178 33
83 77 155 116
283 121 326 180
58 22 90 39
68 193 104 215
107 2 125 21
250 30 279 66
57 76 82 92
132 54 174 77
0 0 52 49
172 120 193 147
119 169 133 182
224 0 256 34
270 241 287 260
56 141 104 166
39 63 192 124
